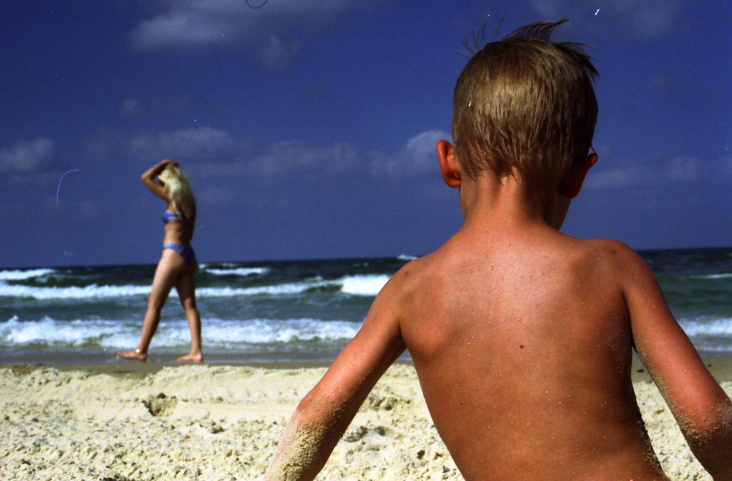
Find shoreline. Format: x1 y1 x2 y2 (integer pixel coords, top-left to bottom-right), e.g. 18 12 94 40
3 353 732 381
2 360 730 480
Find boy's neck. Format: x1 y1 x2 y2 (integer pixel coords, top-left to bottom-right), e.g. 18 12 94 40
458 173 571 231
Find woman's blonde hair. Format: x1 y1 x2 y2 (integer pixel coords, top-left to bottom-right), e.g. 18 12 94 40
158 165 196 219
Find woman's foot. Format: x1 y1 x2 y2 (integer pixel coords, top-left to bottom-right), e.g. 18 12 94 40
177 352 203 363
117 348 147 361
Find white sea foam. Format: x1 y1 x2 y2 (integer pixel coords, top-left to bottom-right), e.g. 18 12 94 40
4 313 721 351
0 268 56 281
197 281 322 297
4 316 85 345
690 272 732 280
680 316 732 337
205 267 269 277
0 281 311 299
1 315 125 347
204 318 360 345
0 316 360 350
340 274 390 296
0 274 388 299
0 283 150 300
681 316 732 353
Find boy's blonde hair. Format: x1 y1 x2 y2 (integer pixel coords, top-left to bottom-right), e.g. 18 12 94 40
452 19 598 190
158 165 196 219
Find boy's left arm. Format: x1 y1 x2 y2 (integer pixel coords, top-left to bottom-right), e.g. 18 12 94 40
264 275 407 481
622 246 732 478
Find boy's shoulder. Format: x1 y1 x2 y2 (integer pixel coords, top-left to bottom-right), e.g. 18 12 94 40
551 236 646 282
387 251 441 291
568 236 637 258
570 237 645 269
388 234 645 290
391 236 644 291
381 247 456 305
549 237 656 301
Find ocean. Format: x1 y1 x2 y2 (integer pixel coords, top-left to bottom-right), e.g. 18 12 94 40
1 248 730 365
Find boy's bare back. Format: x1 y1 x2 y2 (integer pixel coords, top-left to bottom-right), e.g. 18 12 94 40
397 222 667 479
265 20 731 481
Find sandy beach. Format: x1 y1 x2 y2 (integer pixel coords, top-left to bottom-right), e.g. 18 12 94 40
1 358 731 480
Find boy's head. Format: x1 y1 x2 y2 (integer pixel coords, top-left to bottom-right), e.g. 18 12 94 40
452 19 599 191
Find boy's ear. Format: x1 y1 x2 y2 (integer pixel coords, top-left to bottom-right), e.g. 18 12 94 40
560 153 598 199
437 140 461 188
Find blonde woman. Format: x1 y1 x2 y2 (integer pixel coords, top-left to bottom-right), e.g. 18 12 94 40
118 159 203 362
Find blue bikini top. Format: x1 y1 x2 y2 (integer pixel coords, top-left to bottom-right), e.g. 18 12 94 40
162 210 183 223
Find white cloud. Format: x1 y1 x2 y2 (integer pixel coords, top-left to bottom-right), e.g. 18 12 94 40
7 171 58 187
584 165 649 190
0 138 55 173
252 140 359 176
120 98 140 116
721 155 732 177
193 128 450 182
370 130 450 178
628 5 679 37
665 157 698 183
128 0 370 65
188 137 360 182
259 35 303 68
93 124 450 184
127 127 246 162
585 156 708 191
130 9 240 49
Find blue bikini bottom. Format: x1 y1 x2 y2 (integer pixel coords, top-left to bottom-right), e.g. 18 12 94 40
162 243 197 267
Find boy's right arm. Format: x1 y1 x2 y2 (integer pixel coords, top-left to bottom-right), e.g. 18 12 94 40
264 273 408 481
620 245 732 479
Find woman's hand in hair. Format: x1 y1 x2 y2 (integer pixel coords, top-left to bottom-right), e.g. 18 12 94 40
161 159 180 168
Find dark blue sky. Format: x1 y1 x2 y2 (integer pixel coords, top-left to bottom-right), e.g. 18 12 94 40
1 0 730 268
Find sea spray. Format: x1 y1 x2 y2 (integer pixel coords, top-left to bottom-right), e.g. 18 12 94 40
1 250 730 363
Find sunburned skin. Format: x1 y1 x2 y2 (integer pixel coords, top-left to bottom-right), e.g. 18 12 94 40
631 299 732 479
266 415 319 481
668 391 732 475
266 396 353 481
396 231 671 480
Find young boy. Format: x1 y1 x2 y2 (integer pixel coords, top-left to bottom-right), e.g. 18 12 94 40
265 20 732 480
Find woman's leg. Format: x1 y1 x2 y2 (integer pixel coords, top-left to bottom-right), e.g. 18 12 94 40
175 265 203 362
118 250 185 361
